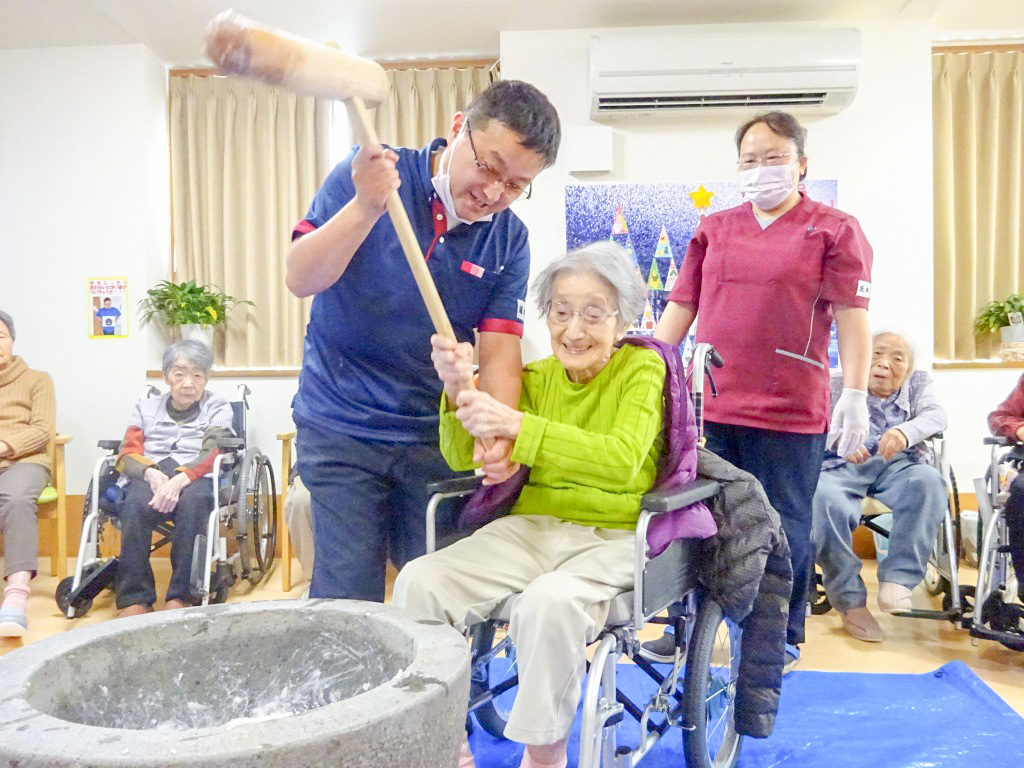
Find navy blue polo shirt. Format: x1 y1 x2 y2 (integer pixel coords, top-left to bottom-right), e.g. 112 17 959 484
291 139 530 443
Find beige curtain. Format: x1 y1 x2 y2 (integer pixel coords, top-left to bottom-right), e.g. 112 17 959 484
169 75 330 367
374 66 495 149
933 50 1024 360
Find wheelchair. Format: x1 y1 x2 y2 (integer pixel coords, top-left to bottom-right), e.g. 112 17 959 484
809 433 970 626
423 343 743 768
967 437 1024 651
55 384 278 618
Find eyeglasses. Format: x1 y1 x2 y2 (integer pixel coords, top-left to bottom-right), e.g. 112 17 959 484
465 121 533 200
547 302 618 327
736 152 796 171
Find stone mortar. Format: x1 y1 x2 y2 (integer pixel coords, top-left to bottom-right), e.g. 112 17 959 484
0 599 469 767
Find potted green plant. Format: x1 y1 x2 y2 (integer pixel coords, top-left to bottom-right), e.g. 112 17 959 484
975 292 1024 361
138 279 254 348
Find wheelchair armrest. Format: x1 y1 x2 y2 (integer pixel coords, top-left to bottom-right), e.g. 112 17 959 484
641 478 721 513
426 473 483 495
97 440 121 452
984 436 1010 446
219 437 245 452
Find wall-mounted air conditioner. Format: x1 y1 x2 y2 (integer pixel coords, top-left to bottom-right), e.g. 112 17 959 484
590 25 860 118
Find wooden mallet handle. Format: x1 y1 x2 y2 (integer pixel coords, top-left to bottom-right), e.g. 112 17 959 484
204 11 456 341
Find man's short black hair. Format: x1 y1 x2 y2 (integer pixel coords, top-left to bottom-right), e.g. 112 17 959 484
464 80 561 168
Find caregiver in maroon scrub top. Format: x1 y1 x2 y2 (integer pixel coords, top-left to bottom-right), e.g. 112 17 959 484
654 111 873 669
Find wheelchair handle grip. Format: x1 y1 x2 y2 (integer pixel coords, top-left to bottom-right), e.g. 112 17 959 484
708 348 724 368
983 436 1010 446
96 439 121 452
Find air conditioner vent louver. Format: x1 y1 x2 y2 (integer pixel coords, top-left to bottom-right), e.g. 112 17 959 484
596 92 829 112
589 25 860 118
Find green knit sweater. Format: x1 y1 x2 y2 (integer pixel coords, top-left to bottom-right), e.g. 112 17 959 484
440 344 665 529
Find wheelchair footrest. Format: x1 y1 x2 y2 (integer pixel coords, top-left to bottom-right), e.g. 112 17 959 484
893 608 961 621
189 535 208 600
72 558 118 602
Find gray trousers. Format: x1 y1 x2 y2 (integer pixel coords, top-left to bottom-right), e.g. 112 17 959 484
811 455 946 612
0 463 49 578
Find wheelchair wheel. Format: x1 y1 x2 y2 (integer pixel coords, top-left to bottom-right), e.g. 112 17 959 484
468 622 518 739
55 577 92 618
54 561 108 618
237 451 278 584
980 595 1024 652
683 598 742 768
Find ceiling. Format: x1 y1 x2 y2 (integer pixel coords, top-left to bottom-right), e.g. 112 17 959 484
0 0 1018 66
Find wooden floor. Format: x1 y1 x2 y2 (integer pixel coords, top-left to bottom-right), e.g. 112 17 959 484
4 556 1023 715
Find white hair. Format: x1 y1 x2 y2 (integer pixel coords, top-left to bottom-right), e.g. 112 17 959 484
532 242 647 330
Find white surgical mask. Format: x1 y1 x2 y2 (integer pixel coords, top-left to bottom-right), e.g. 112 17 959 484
739 162 797 211
431 129 493 226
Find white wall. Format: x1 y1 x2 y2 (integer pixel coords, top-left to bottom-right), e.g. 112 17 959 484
1 44 171 487
500 19 1021 487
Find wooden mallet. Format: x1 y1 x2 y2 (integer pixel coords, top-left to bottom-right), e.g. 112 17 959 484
204 10 457 341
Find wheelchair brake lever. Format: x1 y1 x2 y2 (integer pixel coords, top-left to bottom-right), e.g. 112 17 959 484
705 367 718 398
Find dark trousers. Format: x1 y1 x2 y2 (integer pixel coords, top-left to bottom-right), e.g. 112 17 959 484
115 475 213 609
1004 473 1024 600
296 426 458 602
704 421 827 646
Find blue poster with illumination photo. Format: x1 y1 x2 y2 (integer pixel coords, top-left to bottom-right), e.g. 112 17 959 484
565 179 839 366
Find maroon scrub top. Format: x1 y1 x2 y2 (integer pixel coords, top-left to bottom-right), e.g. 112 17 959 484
668 194 873 434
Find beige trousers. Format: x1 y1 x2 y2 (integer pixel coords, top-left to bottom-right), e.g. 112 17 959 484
284 476 315 581
393 514 634 745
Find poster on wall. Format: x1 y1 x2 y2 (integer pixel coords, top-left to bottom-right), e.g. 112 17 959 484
565 179 840 367
88 278 129 339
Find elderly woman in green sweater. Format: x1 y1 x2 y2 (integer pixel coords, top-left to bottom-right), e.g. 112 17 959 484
394 242 663 768
0 311 56 638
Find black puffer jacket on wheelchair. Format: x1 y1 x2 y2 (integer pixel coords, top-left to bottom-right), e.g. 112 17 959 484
696 447 793 739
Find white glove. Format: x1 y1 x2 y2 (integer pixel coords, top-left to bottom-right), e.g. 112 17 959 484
828 388 869 459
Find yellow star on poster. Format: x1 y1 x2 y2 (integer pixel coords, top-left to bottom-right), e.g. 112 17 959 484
689 185 714 210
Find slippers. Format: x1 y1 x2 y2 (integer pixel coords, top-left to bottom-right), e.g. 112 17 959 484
0 610 27 638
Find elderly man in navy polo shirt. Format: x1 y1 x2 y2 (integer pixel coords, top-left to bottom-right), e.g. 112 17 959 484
812 331 948 642
286 80 560 602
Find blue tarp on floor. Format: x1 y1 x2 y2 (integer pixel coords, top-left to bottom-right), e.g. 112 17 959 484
468 661 1024 767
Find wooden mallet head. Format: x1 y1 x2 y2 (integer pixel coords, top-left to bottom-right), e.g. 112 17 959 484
204 10 388 106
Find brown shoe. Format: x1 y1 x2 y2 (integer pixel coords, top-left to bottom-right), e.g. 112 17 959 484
840 606 885 642
163 599 191 611
117 603 154 618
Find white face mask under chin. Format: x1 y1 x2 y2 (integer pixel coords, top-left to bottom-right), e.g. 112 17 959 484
739 163 798 212
431 130 493 226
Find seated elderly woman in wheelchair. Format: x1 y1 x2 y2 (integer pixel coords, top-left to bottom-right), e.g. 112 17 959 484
114 340 234 617
988 371 1024 605
811 331 948 642
395 241 707 768
0 311 56 637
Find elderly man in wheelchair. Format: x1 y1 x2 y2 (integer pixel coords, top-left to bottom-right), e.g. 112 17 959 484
394 242 737 768
811 331 948 642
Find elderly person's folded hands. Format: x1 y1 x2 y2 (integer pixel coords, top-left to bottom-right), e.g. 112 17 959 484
145 467 192 514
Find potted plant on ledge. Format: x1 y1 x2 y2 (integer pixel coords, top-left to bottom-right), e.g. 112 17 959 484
138 279 254 350
975 292 1024 362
